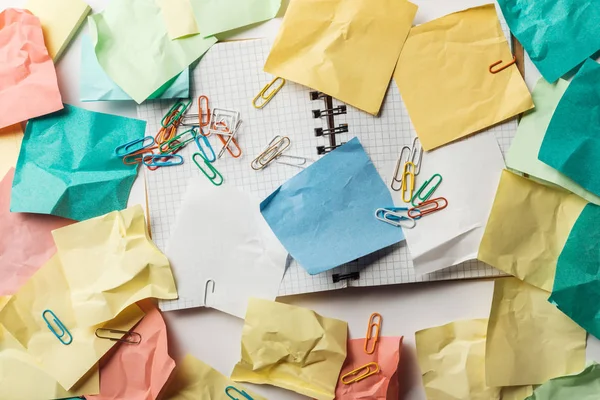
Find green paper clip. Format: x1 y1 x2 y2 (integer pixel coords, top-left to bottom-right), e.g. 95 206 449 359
193 153 223 186
161 99 192 128
412 174 442 207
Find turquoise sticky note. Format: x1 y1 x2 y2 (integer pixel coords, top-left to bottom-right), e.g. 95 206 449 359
11 104 146 221
80 35 189 102
550 203 600 339
538 59 600 198
497 0 600 82
260 137 404 275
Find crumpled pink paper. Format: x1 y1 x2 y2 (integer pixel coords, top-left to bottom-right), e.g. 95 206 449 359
0 168 72 296
0 8 63 129
335 337 403 400
86 302 176 400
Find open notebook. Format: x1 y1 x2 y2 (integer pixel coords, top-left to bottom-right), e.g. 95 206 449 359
138 38 515 310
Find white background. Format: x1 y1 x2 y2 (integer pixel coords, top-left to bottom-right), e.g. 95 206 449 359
4 0 598 398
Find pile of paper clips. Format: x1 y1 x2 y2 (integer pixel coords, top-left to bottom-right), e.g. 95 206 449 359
114 96 244 187
341 313 383 385
377 138 448 229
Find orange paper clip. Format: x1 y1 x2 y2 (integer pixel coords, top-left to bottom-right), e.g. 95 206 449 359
123 146 158 165
341 362 380 384
408 197 448 219
489 56 516 74
199 95 210 128
364 313 382 354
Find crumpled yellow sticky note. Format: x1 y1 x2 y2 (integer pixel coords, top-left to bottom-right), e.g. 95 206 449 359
394 4 533 151
486 277 586 387
478 170 587 292
231 298 348 400
52 205 178 327
0 254 144 390
161 354 266 400
264 0 417 115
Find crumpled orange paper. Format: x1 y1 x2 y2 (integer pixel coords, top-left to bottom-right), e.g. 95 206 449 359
0 168 72 296
0 8 63 129
87 302 176 400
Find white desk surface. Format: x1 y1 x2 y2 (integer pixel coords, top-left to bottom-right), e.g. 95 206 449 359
6 0 598 398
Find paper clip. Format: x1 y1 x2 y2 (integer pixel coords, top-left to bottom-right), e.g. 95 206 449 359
161 100 191 128
364 313 382 354
217 120 243 159
195 134 216 162
160 128 198 153
42 309 72 345
209 108 240 136
401 162 415 203
193 153 223 186
341 362 380 384
275 154 312 169
143 154 184 167
95 328 142 344
375 208 416 229
122 146 158 165
489 56 517 74
253 77 285 109
410 137 423 175
115 136 155 157
408 197 448 219
180 95 211 128
411 174 442 207
251 136 291 170
391 146 411 191
156 110 180 145
225 386 254 400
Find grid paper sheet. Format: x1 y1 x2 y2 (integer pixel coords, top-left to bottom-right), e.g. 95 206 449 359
139 37 516 308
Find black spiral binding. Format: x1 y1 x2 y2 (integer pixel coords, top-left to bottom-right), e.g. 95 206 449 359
311 91 348 155
332 272 360 283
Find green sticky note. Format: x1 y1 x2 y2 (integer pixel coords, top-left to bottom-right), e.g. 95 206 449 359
88 0 216 103
10 104 146 221
506 77 600 205
526 364 600 399
190 0 281 37
539 59 600 199
550 203 600 339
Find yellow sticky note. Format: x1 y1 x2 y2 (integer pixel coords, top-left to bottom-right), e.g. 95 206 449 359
486 278 586 387
416 319 501 400
500 386 534 400
0 124 23 179
394 4 533 150
0 254 144 390
0 325 99 400
478 170 587 292
51 205 178 327
26 0 91 61
161 354 266 400
264 0 417 115
156 0 199 39
231 299 348 400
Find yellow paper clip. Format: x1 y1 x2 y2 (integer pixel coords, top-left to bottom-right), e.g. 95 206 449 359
401 162 415 203
364 313 382 354
341 362 380 384
252 77 285 109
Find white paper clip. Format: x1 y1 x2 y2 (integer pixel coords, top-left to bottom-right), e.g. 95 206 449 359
375 208 416 229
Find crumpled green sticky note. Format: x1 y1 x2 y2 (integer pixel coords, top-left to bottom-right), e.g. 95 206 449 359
526 364 600 399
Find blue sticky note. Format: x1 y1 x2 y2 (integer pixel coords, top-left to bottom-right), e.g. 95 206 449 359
79 35 189 102
538 59 600 197
11 104 146 221
260 137 404 275
497 0 600 82
550 203 600 339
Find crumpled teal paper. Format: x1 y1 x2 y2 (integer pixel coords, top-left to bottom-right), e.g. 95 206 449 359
497 0 600 82
10 104 146 221
526 364 600 399
538 59 600 198
550 203 600 339
79 35 189 102
260 137 404 275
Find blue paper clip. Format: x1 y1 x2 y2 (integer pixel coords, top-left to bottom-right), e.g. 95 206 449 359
142 154 184 167
193 153 223 186
195 133 216 162
225 386 254 400
375 207 415 229
42 309 73 345
114 136 155 157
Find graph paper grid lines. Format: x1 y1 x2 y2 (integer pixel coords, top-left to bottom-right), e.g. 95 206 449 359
138 38 516 309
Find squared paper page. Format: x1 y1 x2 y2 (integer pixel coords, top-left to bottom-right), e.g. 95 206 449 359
138 38 515 303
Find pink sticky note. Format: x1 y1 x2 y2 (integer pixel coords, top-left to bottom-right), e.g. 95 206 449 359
0 9 63 129
335 337 403 400
0 168 72 296
87 302 176 400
